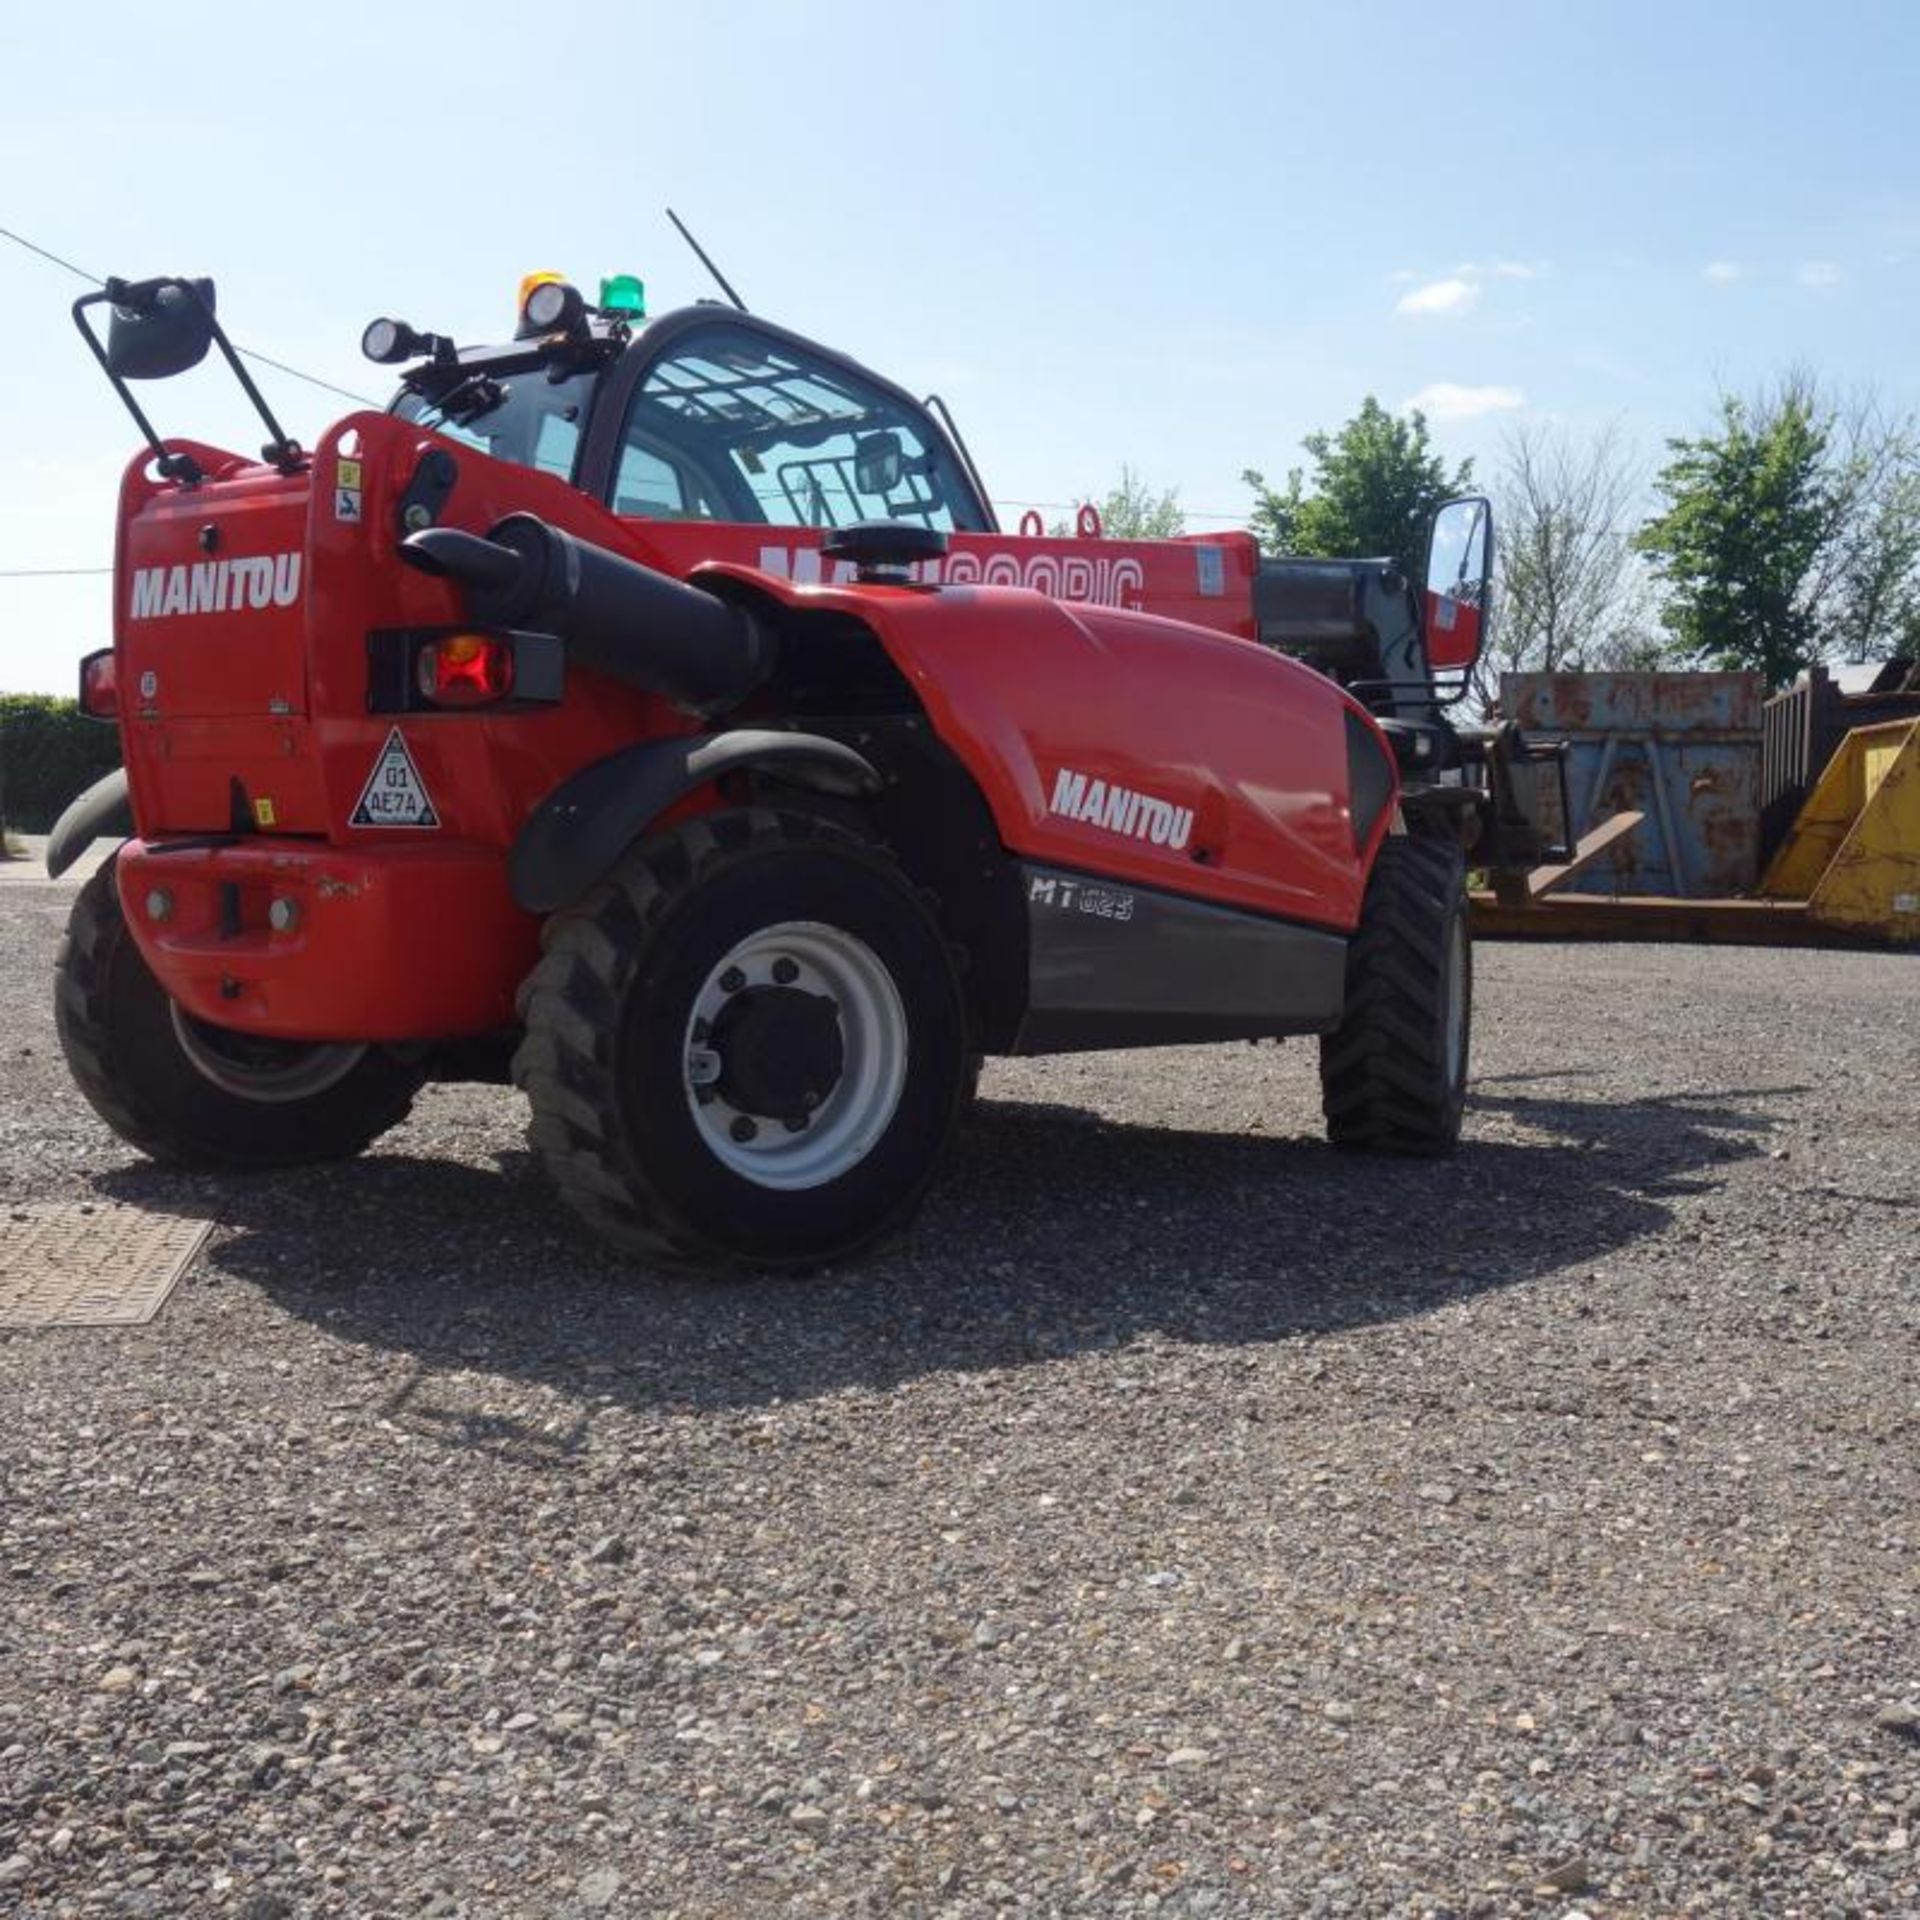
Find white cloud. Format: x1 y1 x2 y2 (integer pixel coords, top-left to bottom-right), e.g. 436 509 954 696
1796 260 1842 289
1406 382 1527 422
1396 276 1481 317
1703 260 1743 284
1394 259 1542 316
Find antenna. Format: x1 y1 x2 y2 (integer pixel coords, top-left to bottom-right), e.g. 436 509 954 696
666 208 748 313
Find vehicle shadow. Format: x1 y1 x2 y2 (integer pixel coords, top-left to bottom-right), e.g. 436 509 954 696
94 1079 1784 1427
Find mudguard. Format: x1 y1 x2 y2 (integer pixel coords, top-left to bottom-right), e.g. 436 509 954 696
46 768 131 877
509 729 881 915
695 565 1394 933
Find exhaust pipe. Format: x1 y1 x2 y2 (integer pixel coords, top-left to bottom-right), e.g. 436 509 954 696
402 514 774 716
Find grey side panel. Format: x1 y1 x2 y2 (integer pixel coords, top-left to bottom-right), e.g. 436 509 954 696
1014 863 1347 1054
508 729 880 915
46 768 131 877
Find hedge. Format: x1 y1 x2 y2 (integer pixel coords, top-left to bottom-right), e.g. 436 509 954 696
0 695 122 835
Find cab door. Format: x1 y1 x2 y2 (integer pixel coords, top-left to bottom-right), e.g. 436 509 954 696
582 310 995 536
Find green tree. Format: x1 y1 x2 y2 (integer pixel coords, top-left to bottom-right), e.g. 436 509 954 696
1052 466 1186 539
1634 381 1832 688
1243 397 1473 573
1635 373 1920 688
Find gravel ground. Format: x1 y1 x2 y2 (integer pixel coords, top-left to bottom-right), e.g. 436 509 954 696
1 872 1916 1919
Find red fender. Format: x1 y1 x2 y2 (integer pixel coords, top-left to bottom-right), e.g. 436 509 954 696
696 564 1396 933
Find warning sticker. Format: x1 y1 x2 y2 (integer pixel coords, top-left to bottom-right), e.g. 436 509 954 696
335 456 363 523
350 728 439 829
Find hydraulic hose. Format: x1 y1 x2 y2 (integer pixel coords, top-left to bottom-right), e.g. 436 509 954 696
401 515 774 715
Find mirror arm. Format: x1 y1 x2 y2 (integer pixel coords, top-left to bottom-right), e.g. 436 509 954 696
184 286 304 474
70 277 306 481
70 288 202 485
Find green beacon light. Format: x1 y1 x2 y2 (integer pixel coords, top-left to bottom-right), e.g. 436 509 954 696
599 273 646 318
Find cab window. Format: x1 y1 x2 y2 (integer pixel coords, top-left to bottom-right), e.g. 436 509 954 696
395 365 594 481
612 433 726 521
613 322 986 531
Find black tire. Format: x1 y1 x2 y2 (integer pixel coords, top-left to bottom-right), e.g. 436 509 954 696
54 858 424 1168
513 808 967 1269
1319 835 1471 1155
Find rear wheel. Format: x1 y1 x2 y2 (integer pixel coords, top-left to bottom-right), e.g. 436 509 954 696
54 860 424 1167
1319 835 1470 1154
513 809 967 1268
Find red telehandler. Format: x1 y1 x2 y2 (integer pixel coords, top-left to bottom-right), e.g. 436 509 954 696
48 264 1554 1266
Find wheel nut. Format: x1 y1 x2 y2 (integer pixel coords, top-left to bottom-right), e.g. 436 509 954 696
729 1116 758 1143
144 888 173 923
771 957 799 985
783 1115 810 1134
719 966 746 993
267 896 300 933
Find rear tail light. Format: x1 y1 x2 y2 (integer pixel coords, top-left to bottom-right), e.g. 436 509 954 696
417 633 513 708
366 627 563 712
79 648 119 721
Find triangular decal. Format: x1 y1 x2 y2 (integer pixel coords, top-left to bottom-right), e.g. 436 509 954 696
349 727 440 829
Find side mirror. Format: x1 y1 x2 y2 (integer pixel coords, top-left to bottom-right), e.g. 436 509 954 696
1423 495 1493 674
105 277 217 381
853 429 904 497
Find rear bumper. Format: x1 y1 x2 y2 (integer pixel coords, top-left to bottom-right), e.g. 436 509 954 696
116 838 539 1042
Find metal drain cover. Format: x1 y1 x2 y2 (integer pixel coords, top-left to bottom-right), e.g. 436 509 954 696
0 1201 212 1327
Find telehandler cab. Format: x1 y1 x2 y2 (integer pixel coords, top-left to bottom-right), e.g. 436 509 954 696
49 265 1545 1266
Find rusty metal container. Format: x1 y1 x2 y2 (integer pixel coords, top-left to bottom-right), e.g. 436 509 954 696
1502 671 1765 897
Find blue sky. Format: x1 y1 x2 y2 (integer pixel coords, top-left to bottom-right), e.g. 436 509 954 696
4 0 1917 692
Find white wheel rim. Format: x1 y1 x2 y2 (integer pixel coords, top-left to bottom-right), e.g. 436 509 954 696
682 921 908 1191
1444 914 1468 1087
169 1003 367 1104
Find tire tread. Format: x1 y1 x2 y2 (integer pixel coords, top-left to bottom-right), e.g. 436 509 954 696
512 808 952 1268
1319 836 1470 1156
54 859 420 1167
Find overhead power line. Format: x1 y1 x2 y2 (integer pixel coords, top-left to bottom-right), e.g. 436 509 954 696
0 221 378 407
0 223 96 282
7 224 1267 551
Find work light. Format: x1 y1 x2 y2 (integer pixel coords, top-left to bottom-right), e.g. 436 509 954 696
369 317 427 362
518 276 585 338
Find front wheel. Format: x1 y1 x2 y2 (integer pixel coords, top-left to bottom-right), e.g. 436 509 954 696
54 860 424 1167
1319 836 1471 1154
513 809 968 1269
